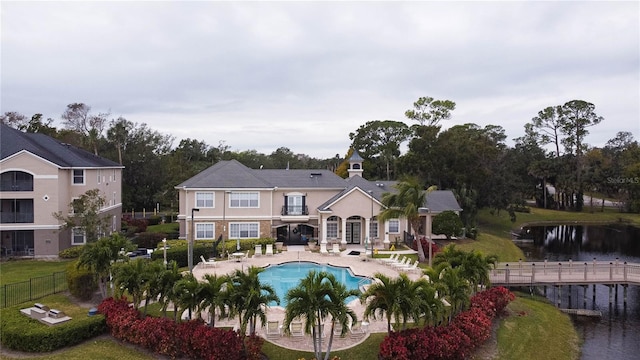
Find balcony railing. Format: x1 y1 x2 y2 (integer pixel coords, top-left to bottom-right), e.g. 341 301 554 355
281 205 309 216
0 212 34 223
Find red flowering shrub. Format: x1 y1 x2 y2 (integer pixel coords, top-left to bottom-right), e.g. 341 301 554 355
379 287 515 360
97 297 243 360
244 334 265 360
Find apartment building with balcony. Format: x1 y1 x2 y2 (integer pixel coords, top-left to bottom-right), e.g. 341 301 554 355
0 124 123 258
176 152 462 250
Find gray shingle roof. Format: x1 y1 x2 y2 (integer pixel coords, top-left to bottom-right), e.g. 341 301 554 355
177 159 462 213
177 160 347 189
423 191 463 212
318 175 461 213
1 124 121 168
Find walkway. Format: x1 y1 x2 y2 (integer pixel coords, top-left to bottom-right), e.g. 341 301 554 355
191 245 419 351
490 260 640 287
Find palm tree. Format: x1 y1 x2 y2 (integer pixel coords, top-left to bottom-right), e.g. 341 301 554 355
323 278 358 360
112 257 147 308
379 177 437 262
173 273 201 321
141 260 167 317
284 271 356 360
359 272 428 333
434 244 497 293
227 266 279 337
198 273 230 327
76 233 131 299
431 264 471 320
412 276 444 327
158 261 183 319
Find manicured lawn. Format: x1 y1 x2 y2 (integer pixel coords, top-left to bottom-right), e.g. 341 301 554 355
262 333 386 360
495 295 580 360
0 259 73 285
146 222 179 233
455 232 525 262
1 338 155 360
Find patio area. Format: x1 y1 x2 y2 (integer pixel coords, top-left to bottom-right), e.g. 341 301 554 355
191 244 419 351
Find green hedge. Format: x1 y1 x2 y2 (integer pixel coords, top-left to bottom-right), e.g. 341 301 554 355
66 262 97 301
0 306 106 352
58 245 84 259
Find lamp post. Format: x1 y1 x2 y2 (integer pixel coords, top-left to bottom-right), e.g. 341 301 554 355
189 208 200 273
368 190 374 259
162 238 167 267
426 207 432 267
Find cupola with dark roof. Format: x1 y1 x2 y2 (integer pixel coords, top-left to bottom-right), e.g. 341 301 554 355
347 151 364 178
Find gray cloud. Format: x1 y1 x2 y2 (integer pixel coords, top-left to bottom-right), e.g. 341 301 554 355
2 1 638 158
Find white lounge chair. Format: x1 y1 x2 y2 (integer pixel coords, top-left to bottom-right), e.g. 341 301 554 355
398 260 420 273
380 253 399 265
266 320 281 339
200 255 217 268
289 321 305 338
331 243 340 256
392 257 409 270
349 320 366 337
254 244 262 257
265 243 274 256
320 242 329 255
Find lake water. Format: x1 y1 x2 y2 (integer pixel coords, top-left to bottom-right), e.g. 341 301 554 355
517 224 640 359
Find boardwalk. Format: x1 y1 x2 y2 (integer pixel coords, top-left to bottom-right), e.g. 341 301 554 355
489 260 640 287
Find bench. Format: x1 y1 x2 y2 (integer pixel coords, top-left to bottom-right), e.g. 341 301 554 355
48 309 66 319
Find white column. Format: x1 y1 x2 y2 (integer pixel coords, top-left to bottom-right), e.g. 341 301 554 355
321 215 328 244
383 221 390 246
341 218 347 245
364 218 371 246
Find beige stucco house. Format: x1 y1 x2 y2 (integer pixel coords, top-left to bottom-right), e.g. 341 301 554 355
176 152 462 251
0 124 123 258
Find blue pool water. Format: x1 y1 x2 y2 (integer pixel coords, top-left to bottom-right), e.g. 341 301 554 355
258 262 371 307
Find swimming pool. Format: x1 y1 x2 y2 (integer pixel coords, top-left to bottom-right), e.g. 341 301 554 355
258 262 371 307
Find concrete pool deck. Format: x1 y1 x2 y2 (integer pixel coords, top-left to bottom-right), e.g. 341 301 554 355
191 244 420 351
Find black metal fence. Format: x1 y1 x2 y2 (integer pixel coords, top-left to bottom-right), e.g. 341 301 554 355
0 271 67 308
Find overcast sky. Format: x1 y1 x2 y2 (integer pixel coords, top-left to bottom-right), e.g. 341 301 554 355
2 1 638 159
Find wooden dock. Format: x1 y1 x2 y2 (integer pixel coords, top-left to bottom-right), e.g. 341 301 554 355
559 308 602 317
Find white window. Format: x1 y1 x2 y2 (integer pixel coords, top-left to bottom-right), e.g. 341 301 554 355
97 170 101 184
388 219 400 233
370 219 378 238
112 192 116 206
72 228 86 245
230 192 259 208
287 195 303 215
72 169 85 185
230 223 259 239
196 192 215 208
112 215 117 232
327 216 338 239
112 169 117 182
196 223 215 239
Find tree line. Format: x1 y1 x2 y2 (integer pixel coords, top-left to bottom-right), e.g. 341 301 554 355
3 97 638 219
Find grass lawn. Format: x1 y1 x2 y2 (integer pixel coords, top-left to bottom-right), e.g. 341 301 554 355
495 295 581 360
2 338 156 360
0 259 73 285
146 222 179 233
262 333 386 360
